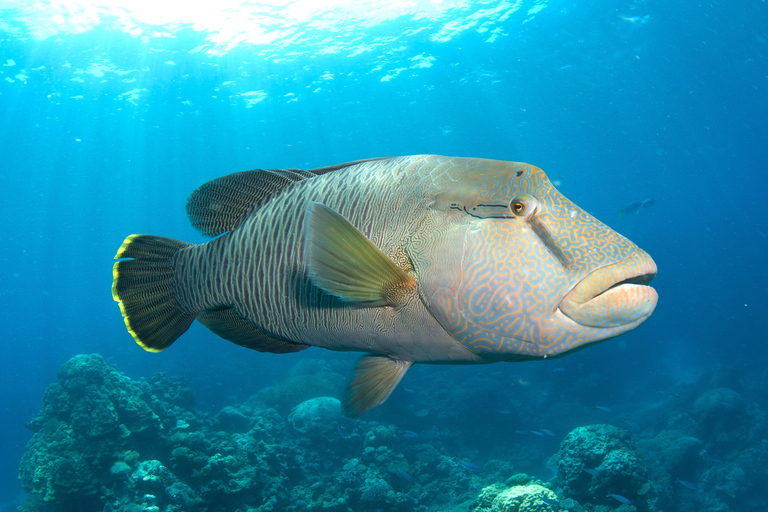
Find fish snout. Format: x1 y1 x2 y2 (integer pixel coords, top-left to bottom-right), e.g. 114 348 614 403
559 250 657 329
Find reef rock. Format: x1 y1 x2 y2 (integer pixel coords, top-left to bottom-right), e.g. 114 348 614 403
214 405 253 432
18 354 208 512
472 482 558 512
550 424 657 511
16 354 572 512
691 387 747 447
636 428 701 503
19 354 159 509
248 371 345 414
692 388 743 418
288 396 343 433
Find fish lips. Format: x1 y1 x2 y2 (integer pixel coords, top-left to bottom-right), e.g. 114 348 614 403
559 251 658 329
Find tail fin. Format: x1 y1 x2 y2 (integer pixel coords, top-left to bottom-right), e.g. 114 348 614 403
112 234 195 352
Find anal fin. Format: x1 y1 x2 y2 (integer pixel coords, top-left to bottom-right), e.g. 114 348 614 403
197 307 309 354
343 356 412 417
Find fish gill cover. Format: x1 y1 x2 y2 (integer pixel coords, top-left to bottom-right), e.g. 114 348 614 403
1 0 767 511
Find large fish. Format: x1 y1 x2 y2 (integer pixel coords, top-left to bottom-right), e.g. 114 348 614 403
112 155 657 416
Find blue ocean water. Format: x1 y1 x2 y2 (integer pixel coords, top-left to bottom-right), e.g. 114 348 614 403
1 0 766 510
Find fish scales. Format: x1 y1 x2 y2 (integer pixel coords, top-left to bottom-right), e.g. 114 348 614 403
113 155 658 416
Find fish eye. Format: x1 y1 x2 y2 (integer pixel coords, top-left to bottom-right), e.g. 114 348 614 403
510 193 537 217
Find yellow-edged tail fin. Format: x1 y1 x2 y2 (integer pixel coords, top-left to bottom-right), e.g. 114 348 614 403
112 234 195 352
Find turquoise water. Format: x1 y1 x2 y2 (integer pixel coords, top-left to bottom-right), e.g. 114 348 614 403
1 0 766 510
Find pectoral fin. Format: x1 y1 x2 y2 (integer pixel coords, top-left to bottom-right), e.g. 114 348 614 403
344 356 412 417
304 201 415 307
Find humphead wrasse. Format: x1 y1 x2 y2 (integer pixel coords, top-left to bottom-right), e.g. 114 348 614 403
112 155 658 416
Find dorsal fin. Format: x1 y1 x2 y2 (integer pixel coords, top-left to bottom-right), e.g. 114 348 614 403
186 158 393 237
186 168 317 237
308 157 390 176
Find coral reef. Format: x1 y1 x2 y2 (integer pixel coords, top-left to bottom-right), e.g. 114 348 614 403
17 354 514 512
19 354 162 510
633 375 768 512
549 424 657 511
635 429 701 504
288 396 343 434
248 371 345 415
17 355 768 512
472 480 558 512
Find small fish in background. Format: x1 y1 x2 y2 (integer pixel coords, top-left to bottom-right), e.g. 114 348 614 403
582 468 601 477
553 367 566 373
397 468 413 482
514 430 529 435
595 405 613 412
495 408 513 415
620 14 651 24
641 198 657 208
530 429 546 437
718 400 735 407
617 200 644 217
540 496 560 508
607 493 632 505
402 430 419 439
618 198 657 217
403 387 415 393
677 479 698 490
623 420 641 430
459 459 482 471
538 428 556 436
700 450 723 463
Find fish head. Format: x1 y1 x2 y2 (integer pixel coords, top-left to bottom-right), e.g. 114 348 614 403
409 157 657 360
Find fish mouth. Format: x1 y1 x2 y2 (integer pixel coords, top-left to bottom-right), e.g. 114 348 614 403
559 250 658 329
